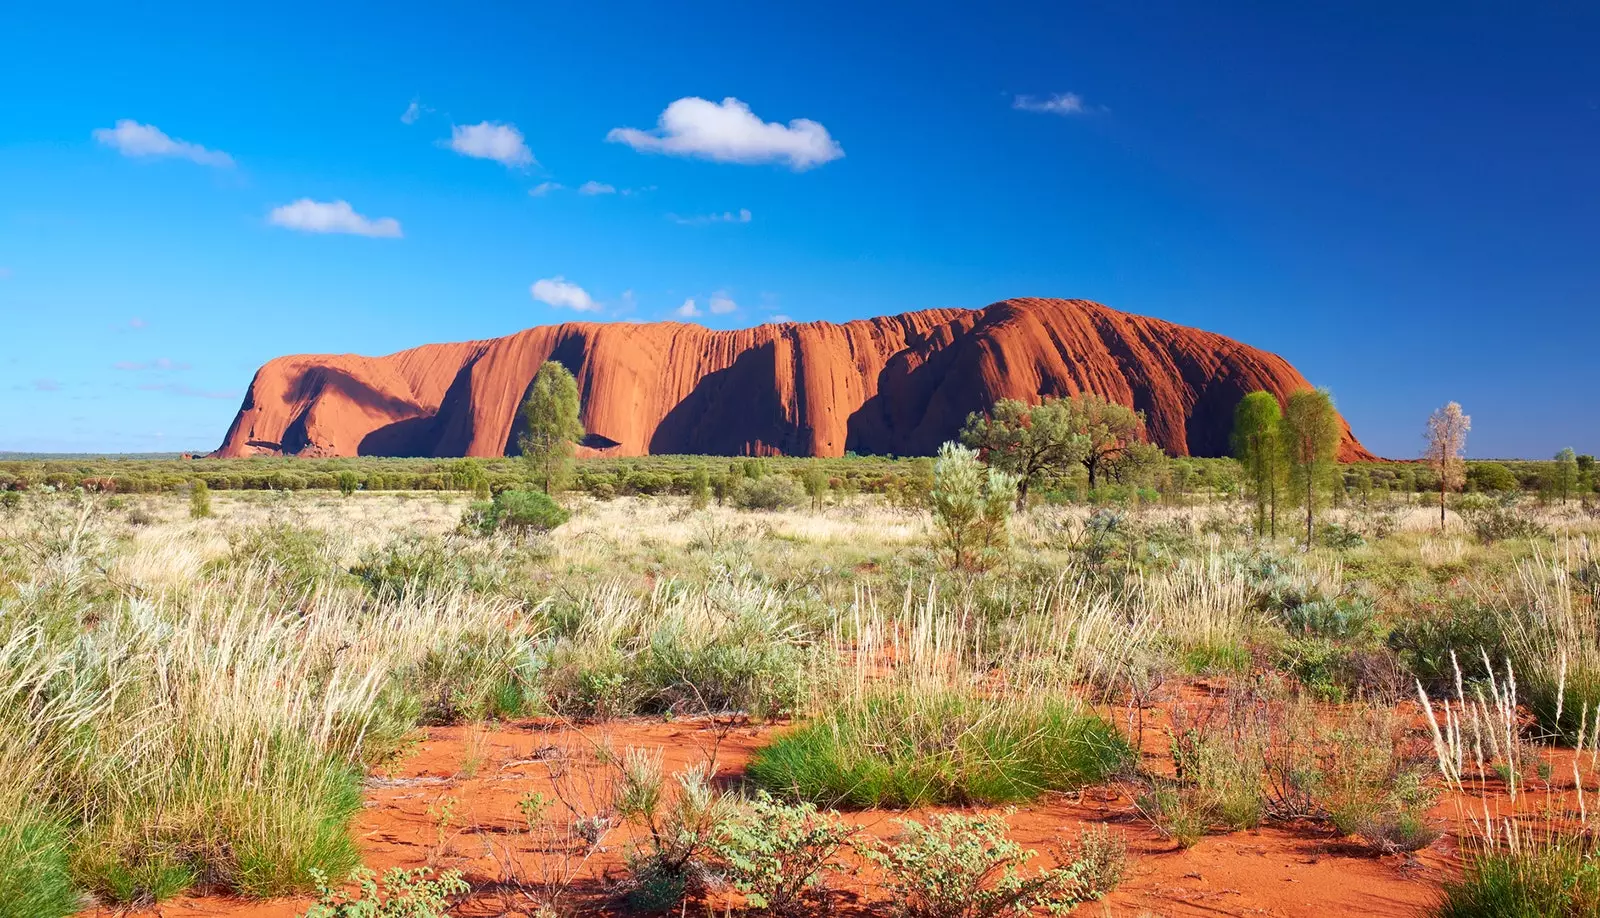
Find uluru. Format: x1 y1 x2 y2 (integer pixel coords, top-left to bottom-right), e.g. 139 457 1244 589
215 297 1371 461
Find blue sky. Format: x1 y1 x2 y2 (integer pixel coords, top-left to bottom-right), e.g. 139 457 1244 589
1 1 1596 457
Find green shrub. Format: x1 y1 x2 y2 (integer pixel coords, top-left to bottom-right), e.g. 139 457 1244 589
350 535 509 597
189 479 211 519
709 793 857 915
747 689 1128 808
863 811 1089 918
335 471 359 497
732 475 805 511
303 866 469 918
613 753 729 913
459 489 569 535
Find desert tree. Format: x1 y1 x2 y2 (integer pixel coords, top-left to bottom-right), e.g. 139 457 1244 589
519 360 585 494
959 398 1086 509
801 464 828 510
929 441 1019 570
1280 388 1343 545
1060 393 1145 490
1422 402 1470 528
1554 447 1579 504
1231 391 1284 539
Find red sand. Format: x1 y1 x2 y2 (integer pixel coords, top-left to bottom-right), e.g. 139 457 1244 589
82 710 1492 918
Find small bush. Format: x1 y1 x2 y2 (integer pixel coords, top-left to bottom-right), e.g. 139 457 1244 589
494 489 570 532
732 475 805 511
189 479 212 519
747 689 1129 808
709 793 857 915
461 489 569 535
303 866 469 918
864 811 1088 918
1063 825 1127 899
613 752 729 913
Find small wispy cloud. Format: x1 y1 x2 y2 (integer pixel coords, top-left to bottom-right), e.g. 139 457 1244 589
114 357 191 372
1012 92 1089 115
446 122 535 167
670 208 752 226
530 276 598 311
674 298 701 318
400 99 434 125
268 199 403 238
33 378 61 392
607 97 843 170
93 120 234 166
577 181 617 196
137 382 239 399
529 181 565 197
0 267 11 280
770 314 793 323
709 291 737 315
125 318 147 330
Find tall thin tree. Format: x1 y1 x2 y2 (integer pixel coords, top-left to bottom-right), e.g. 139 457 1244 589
1231 391 1284 539
519 361 585 493
1280 388 1343 545
1423 402 1470 528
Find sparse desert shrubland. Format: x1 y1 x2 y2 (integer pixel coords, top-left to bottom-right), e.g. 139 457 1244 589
1 452 1598 917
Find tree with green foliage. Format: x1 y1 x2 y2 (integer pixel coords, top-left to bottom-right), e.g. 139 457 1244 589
1280 388 1343 545
518 361 585 493
446 458 488 497
1554 447 1579 504
960 398 1086 510
1061 394 1145 491
800 464 828 510
1424 401 1471 528
1231 391 1284 539
189 479 211 519
336 470 360 498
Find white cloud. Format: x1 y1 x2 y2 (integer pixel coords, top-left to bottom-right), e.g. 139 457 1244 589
400 100 429 124
530 276 598 311
1012 92 1088 115
709 291 737 314
267 199 403 238
674 298 701 318
447 121 535 167
770 314 793 323
92 120 234 167
670 208 752 226
607 97 843 170
529 181 564 197
578 180 616 195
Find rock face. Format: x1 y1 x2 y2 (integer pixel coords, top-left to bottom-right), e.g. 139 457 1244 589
215 297 1372 461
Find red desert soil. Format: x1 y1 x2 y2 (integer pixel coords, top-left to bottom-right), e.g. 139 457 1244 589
214 297 1372 462
87 710 1494 918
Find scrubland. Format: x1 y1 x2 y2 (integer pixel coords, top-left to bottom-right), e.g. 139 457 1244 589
2 480 1599 917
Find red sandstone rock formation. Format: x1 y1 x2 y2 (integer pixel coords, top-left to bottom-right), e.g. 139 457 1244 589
215 297 1372 461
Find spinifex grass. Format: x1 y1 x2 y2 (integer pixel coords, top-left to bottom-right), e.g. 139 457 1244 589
747 687 1128 808
1433 830 1600 918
